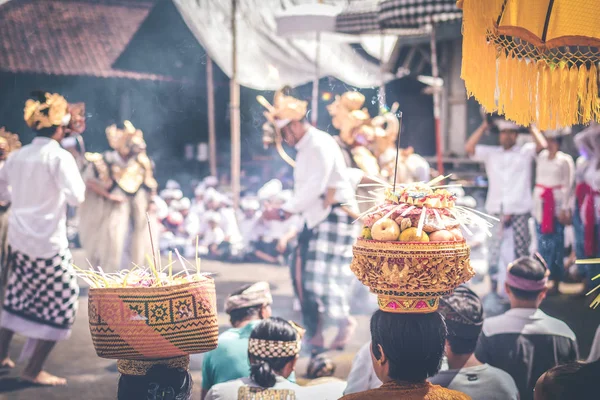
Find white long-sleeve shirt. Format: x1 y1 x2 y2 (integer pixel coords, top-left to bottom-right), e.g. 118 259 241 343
344 342 382 395
282 127 356 228
0 137 85 258
473 143 537 215
533 150 574 223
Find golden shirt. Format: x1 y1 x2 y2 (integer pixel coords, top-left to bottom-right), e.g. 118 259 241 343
340 381 471 400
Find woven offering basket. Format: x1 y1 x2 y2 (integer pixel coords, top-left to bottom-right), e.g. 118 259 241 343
88 277 218 360
351 239 474 313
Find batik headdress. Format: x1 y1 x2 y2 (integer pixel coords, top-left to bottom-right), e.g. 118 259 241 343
350 176 495 313
106 120 145 155
248 321 305 359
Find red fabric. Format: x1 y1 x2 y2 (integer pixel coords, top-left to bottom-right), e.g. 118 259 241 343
536 184 559 234
576 183 597 257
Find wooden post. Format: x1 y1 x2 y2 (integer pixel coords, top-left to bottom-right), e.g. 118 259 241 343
230 0 241 208
207 56 217 177
311 31 320 126
378 34 386 109
429 23 444 176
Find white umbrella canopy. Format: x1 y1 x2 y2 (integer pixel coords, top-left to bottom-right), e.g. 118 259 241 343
173 0 386 90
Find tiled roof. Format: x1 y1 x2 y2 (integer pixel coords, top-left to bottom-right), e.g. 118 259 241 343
0 0 172 81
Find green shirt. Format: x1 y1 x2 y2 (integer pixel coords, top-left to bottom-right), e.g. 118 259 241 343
201 320 261 390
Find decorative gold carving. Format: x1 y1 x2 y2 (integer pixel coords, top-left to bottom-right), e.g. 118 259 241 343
350 239 474 297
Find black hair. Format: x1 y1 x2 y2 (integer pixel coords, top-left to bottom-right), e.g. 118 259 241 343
117 365 192 400
439 286 484 355
229 306 262 326
227 283 263 326
507 256 548 301
248 317 298 388
536 359 600 399
446 335 477 355
35 126 58 138
370 310 447 383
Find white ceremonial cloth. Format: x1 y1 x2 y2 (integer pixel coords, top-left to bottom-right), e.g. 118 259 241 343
533 150 574 223
282 127 356 229
0 137 85 258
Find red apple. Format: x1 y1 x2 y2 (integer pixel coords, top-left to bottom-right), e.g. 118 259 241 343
371 218 401 241
449 228 463 241
429 229 455 242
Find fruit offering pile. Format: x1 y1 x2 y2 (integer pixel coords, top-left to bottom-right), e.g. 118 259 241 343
361 183 465 243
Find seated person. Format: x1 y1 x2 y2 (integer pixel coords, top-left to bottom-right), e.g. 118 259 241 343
254 190 299 264
340 310 469 400
237 197 262 258
206 318 344 400
534 359 600 400
475 256 578 400
118 359 192 400
199 211 227 259
430 286 519 399
201 282 273 399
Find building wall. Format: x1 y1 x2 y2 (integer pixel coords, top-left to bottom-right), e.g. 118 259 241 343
0 72 218 189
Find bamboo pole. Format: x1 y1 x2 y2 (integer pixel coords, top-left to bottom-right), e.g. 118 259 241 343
429 23 444 176
230 0 241 208
311 31 320 126
206 56 217 177
378 34 386 109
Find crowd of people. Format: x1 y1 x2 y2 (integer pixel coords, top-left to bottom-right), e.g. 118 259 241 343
466 118 600 300
154 176 301 266
0 88 598 400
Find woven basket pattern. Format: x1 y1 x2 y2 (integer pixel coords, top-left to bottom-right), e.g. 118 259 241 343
351 239 474 298
88 278 218 360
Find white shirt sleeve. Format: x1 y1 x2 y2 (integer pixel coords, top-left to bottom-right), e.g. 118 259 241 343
282 142 334 214
473 144 499 161
0 160 11 204
56 151 86 206
522 142 537 159
344 342 382 395
562 154 575 211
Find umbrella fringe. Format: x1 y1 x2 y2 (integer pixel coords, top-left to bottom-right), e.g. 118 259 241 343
460 0 600 130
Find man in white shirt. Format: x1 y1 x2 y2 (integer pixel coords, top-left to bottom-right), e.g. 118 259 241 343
259 90 359 353
533 129 574 294
465 118 547 295
0 92 86 386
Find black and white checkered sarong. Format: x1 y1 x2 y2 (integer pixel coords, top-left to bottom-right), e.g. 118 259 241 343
292 208 357 336
3 250 79 329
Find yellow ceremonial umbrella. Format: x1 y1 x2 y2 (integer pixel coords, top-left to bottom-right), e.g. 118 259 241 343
459 0 600 130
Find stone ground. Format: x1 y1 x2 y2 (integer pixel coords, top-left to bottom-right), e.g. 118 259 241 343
0 251 599 399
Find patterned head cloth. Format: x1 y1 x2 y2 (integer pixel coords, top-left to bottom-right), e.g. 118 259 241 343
224 282 273 314
248 321 305 359
105 120 146 156
438 285 483 339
